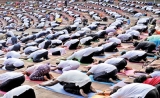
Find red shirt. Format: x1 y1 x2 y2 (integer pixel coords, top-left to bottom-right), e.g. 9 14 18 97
143 76 160 86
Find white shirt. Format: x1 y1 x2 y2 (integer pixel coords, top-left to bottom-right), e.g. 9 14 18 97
67 47 96 61
51 39 62 44
89 63 117 74
80 37 92 44
58 34 70 41
126 30 140 37
58 60 80 69
24 46 39 54
108 37 121 44
27 49 48 58
105 58 124 65
5 51 21 58
101 42 114 49
64 39 79 48
117 34 132 41
49 48 66 55
3 58 24 67
121 50 146 59
57 70 91 87
2 85 33 98
0 72 23 84
150 71 160 78
110 83 155 98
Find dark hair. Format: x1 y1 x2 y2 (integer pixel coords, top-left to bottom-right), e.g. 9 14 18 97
133 75 147 83
133 41 139 47
145 67 155 74
121 51 126 55
98 60 104 63
56 62 60 65
110 86 121 95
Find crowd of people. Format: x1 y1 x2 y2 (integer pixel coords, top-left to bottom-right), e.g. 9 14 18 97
0 0 160 98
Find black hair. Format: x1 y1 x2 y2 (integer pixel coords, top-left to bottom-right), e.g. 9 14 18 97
145 67 155 74
98 60 104 63
56 62 60 65
133 41 139 47
110 86 121 95
121 51 126 55
133 75 147 83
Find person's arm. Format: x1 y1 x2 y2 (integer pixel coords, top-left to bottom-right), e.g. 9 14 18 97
40 80 59 86
67 53 75 60
51 66 59 71
86 72 92 76
80 89 88 98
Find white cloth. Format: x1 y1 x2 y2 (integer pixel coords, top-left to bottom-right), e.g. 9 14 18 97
105 58 124 65
110 83 155 98
150 71 160 78
117 34 132 41
89 63 117 74
80 37 92 44
2 85 33 98
49 48 66 55
5 51 21 58
58 60 80 69
3 58 24 67
64 39 79 48
27 49 48 58
57 70 91 87
108 37 121 44
121 50 146 59
0 72 23 84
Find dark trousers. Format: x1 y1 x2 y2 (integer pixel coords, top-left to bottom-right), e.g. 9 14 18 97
25 50 38 55
69 41 79 50
80 53 94 63
104 43 118 52
52 51 61 55
11 44 21 51
83 40 92 45
146 45 156 53
114 59 127 72
86 34 98 41
132 35 139 40
44 41 51 49
144 89 159 98
93 69 118 82
5 64 24 71
33 51 48 62
129 53 147 62
11 37 17 45
13 88 36 98
63 82 91 95
0 75 25 92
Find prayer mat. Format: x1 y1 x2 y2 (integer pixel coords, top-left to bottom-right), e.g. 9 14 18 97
93 53 115 59
39 83 99 98
25 76 43 84
0 90 6 95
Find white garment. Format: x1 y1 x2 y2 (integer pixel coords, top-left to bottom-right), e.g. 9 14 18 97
150 71 160 78
49 48 66 55
105 58 124 65
117 34 132 41
89 63 117 74
57 70 91 87
2 85 33 98
64 39 79 48
110 83 155 98
0 72 23 84
5 51 21 58
121 50 146 59
27 49 47 58
108 37 121 44
80 37 92 44
58 60 80 69
3 58 24 67
24 46 39 54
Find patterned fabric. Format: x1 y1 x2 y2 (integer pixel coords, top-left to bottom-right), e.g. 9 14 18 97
29 64 50 81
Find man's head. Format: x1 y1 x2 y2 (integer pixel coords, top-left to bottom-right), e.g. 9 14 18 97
133 75 147 83
133 41 139 47
121 51 126 55
145 67 155 74
110 86 121 95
